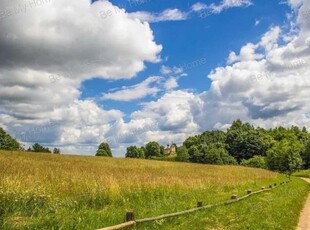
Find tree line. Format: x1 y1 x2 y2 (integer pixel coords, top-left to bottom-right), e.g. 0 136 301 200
1 119 310 175
119 119 310 175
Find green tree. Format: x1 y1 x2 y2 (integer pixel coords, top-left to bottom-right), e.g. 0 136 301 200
0 127 21 151
176 146 190 162
188 145 202 163
199 130 227 145
145 141 161 158
31 143 51 153
241 156 267 169
202 143 237 165
266 139 303 177
126 146 145 159
226 120 274 162
96 142 112 157
183 136 199 149
301 141 310 169
53 148 61 154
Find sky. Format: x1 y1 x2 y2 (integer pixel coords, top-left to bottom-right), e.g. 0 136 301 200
0 0 310 156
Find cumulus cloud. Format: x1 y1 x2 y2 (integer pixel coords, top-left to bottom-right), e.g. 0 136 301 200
2 0 310 157
197 0 310 130
106 0 310 150
0 0 162 154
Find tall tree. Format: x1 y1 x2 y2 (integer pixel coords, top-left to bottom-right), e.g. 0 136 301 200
176 146 190 162
126 146 145 159
96 142 112 157
145 141 162 158
0 127 21 151
266 138 303 177
226 120 273 162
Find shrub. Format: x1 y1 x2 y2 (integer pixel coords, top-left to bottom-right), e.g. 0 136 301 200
241 156 267 169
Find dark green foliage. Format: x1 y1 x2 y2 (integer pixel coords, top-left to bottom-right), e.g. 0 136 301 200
96 142 112 157
187 143 236 165
29 143 51 153
200 130 227 144
160 145 165 156
201 143 237 165
226 120 274 162
53 148 61 154
145 141 162 158
183 136 199 149
176 146 189 162
188 145 203 163
126 146 145 159
301 141 310 169
266 138 303 175
241 156 267 169
0 127 21 151
182 119 310 170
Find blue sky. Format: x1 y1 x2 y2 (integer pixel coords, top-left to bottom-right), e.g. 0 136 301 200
83 0 291 117
1 0 310 156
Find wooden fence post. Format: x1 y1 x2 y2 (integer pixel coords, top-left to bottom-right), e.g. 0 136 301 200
125 212 135 222
197 201 203 207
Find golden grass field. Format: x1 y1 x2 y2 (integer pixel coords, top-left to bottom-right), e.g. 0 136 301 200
1 150 305 229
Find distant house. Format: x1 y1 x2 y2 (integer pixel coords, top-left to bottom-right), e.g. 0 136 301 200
164 144 177 155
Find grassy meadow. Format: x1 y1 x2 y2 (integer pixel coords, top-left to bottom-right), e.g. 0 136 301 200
293 170 310 178
0 150 309 229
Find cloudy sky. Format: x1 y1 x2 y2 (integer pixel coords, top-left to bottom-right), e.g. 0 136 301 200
0 0 310 156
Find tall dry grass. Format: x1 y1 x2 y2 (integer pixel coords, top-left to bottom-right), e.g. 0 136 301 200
0 150 284 229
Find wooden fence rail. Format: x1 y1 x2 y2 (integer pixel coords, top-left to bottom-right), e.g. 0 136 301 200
97 181 290 230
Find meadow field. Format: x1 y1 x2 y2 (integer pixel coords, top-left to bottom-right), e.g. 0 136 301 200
293 170 310 178
0 150 309 229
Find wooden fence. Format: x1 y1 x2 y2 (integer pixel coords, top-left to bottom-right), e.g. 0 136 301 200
97 181 291 230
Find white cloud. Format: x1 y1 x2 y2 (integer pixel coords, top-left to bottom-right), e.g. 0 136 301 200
227 43 264 64
191 2 208 12
164 77 179 90
2 0 310 157
209 0 253 14
102 76 162 101
0 0 162 155
160 65 184 75
192 0 253 15
196 0 310 130
129 8 188 23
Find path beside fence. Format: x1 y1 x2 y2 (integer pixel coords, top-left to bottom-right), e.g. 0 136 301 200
297 178 310 230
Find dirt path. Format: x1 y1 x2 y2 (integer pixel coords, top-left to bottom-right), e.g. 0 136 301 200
297 178 310 230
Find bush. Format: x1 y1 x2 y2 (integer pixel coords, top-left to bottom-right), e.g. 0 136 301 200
241 156 267 169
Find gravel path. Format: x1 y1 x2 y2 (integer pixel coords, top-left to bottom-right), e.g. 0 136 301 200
297 178 310 230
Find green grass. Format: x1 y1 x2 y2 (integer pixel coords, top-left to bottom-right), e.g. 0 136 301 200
136 178 310 229
0 150 308 229
293 169 310 178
